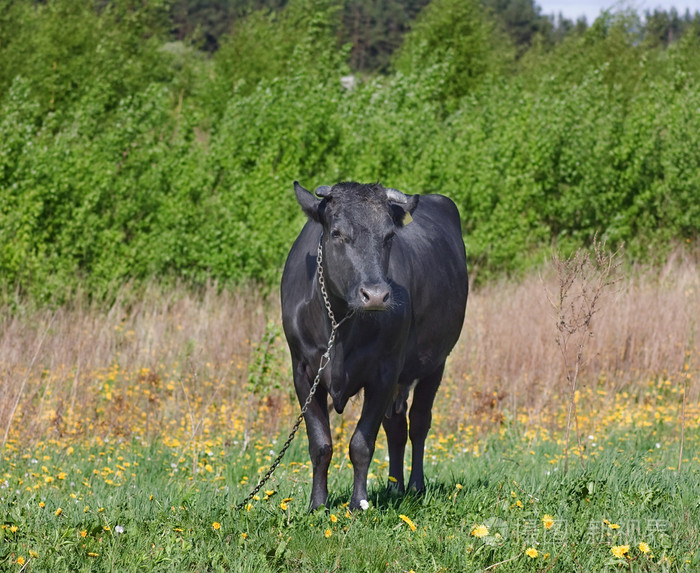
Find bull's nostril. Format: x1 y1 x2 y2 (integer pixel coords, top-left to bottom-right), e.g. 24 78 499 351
359 284 390 309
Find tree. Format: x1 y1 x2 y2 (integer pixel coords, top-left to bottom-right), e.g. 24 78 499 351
393 0 514 101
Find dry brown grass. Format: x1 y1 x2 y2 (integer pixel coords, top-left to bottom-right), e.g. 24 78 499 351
0 283 272 446
448 248 700 432
1 251 698 446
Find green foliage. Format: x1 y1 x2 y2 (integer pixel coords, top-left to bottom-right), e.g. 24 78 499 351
0 0 699 301
0 0 171 116
212 0 346 99
393 0 514 102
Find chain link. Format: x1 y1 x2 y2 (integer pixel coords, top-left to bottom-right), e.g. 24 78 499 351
234 234 352 511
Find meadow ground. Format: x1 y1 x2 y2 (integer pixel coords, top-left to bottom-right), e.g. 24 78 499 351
1 252 699 571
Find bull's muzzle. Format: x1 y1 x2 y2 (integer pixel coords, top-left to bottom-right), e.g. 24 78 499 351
359 283 391 310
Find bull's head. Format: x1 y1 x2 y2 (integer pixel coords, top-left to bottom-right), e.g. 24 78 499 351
294 181 418 312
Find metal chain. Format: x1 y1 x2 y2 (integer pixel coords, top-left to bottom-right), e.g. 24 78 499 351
234 234 352 511
316 238 338 330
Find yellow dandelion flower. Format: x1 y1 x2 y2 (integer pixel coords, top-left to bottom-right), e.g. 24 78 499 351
399 514 417 532
280 502 288 511
638 542 651 554
455 483 463 490
264 490 274 497
16 557 25 566
470 524 489 538
526 547 538 558
324 529 332 538
10 525 18 533
608 523 620 530
388 475 398 483
516 500 523 508
330 514 338 523
542 514 554 530
55 508 62 516
611 545 629 559
29 551 38 558
88 552 99 557
39 502 45 508
80 530 87 538
103 525 110 531
212 522 221 530
241 532 248 540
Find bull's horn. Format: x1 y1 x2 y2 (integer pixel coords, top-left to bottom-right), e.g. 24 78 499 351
315 185 332 198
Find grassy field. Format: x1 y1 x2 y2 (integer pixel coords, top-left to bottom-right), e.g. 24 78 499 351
1 397 698 572
1 253 699 571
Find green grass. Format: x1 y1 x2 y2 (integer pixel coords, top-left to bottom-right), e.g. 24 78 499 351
2 424 699 572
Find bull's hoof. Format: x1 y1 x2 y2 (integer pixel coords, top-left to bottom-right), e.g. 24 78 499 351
407 481 426 494
386 476 405 494
349 498 370 511
309 495 329 512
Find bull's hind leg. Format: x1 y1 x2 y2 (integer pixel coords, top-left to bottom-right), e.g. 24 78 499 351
293 360 332 510
407 364 445 492
382 409 408 492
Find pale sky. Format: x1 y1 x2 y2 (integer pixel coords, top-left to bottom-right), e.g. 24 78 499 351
536 0 700 23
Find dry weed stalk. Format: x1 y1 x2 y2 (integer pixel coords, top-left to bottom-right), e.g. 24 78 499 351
545 236 623 474
678 376 687 472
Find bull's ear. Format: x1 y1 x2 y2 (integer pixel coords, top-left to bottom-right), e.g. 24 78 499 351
386 187 419 227
294 181 322 221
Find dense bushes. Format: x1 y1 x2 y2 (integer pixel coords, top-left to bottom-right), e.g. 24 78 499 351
0 0 698 303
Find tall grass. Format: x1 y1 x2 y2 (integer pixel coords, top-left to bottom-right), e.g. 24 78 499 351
0 284 272 446
1 251 698 446
449 249 699 425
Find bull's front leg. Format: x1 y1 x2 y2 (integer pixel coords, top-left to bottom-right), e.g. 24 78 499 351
349 373 397 510
294 360 333 510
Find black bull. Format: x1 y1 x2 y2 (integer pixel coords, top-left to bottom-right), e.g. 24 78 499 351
281 181 468 510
